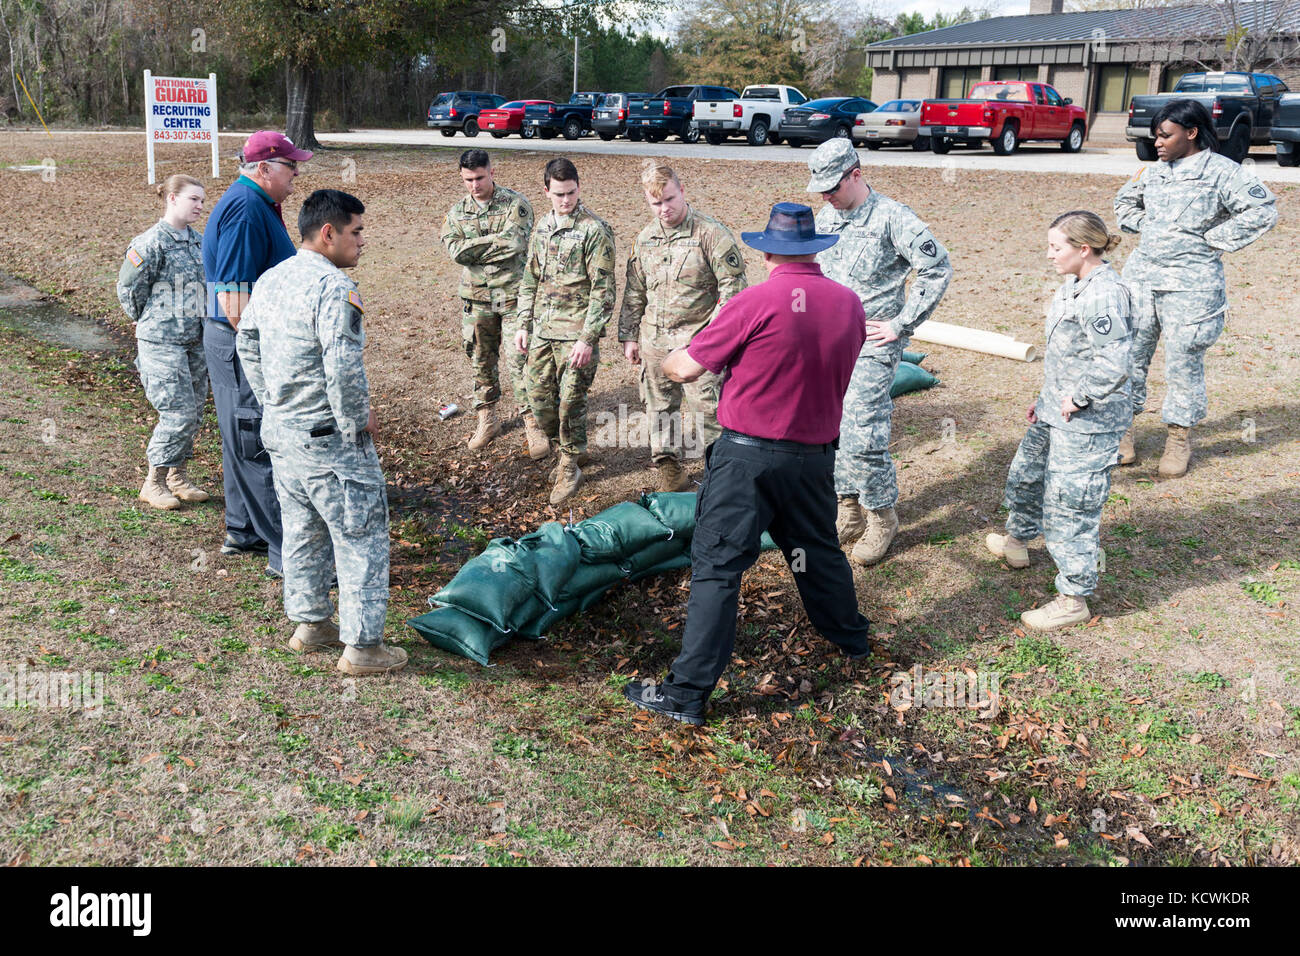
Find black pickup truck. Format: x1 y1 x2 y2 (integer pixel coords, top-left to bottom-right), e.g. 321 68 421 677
1127 71 1289 162
626 85 739 143
522 92 604 140
1269 92 1300 166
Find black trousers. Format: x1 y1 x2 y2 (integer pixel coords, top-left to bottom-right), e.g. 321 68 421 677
664 431 871 707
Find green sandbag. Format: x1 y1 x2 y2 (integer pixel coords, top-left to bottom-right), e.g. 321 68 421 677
433 539 543 633
408 606 510 667
902 350 927 365
515 521 582 606
516 598 581 639
579 583 617 612
639 492 698 538
557 560 628 603
891 361 939 399
628 552 692 582
574 501 673 561
624 537 691 574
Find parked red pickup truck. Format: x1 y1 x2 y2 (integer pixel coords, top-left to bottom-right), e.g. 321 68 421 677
919 81 1087 155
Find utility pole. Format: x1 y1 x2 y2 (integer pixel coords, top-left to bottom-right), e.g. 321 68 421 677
573 36 578 95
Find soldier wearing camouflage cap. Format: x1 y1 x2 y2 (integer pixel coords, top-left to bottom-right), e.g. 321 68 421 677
440 150 544 455
807 137 952 566
117 173 212 511
513 158 616 505
236 190 407 676
619 159 748 491
986 211 1133 631
1114 99 1276 478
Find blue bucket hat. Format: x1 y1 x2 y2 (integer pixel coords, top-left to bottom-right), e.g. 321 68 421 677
741 202 839 254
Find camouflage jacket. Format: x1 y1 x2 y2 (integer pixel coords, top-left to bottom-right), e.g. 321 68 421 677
1115 149 1277 291
1035 263 1133 434
235 249 371 442
815 191 951 348
516 201 616 345
617 206 748 342
116 219 206 344
440 184 534 303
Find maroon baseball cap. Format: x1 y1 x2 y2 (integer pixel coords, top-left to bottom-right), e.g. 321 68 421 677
241 130 313 163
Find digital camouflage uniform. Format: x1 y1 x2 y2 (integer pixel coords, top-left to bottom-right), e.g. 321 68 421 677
116 220 208 467
236 250 389 649
440 184 535 410
618 206 748 463
1114 149 1276 427
517 201 616 456
1003 263 1133 597
815 182 952 509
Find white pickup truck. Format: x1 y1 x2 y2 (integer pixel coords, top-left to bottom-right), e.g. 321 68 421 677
694 84 808 146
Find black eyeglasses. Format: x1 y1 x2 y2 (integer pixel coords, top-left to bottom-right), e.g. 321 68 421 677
821 168 856 196
265 159 298 171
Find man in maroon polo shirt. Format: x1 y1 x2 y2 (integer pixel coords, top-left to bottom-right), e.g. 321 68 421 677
624 202 872 725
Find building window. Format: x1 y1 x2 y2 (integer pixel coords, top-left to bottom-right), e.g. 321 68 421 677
941 67 982 98
1096 64 1150 112
993 65 1037 81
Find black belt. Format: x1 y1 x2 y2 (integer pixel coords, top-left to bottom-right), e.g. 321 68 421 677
721 429 835 454
309 425 337 438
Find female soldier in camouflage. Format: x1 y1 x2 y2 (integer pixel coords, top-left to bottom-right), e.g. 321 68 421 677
117 174 210 509
986 211 1133 631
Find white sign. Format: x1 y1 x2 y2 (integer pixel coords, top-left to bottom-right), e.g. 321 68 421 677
143 70 220 184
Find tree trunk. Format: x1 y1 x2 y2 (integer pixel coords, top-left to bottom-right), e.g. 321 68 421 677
285 56 321 150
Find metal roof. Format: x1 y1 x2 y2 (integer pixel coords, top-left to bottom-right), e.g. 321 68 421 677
867 1 1300 49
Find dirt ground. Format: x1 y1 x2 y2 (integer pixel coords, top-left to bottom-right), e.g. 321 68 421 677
1 133 1298 866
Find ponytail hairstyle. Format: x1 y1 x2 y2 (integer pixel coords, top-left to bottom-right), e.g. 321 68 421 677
1050 209 1121 256
156 173 203 202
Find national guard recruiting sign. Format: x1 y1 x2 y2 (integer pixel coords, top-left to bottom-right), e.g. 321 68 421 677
143 70 220 184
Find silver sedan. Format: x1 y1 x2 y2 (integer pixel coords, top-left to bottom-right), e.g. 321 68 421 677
853 99 930 151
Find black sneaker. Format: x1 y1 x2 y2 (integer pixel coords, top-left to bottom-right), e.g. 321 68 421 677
263 565 283 581
221 534 268 556
622 679 706 726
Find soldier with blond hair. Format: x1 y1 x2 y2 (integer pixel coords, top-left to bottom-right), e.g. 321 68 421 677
618 158 748 490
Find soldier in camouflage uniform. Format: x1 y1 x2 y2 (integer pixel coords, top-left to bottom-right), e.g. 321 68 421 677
1114 99 1276 478
513 158 616 505
618 159 748 491
236 190 406 676
986 211 1133 630
440 150 545 455
806 138 952 566
117 174 211 510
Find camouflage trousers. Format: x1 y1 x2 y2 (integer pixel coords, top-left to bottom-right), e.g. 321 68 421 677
834 339 906 510
136 338 208 467
526 338 599 457
264 426 390 648
639 332 722 463
1128 285 1227 428
1002 421 1122 597
462 298 528 411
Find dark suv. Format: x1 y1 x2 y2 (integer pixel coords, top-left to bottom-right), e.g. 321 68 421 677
593 92 650 140
427 91 507 137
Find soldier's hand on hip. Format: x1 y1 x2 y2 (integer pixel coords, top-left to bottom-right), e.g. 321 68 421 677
514 329 529 354
864 320 900 344
1026 403 1038 425
569 341 593 368
623 341 641 365
365 408 378 438
1059 396 1080 422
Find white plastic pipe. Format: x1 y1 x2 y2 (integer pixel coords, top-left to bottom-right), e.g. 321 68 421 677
910 320 1039 362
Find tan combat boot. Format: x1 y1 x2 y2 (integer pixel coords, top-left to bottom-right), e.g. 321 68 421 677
1158 425 1191 478
549 453 583 505
166 463 210 503
1020 594 1090 631
522 412 552 460
1117 426 1137 466
467 406 500 451
836 495 865 544
656 457 692 492
850 507 899 567
337 643 409 676
549 451 591 483
139 464 181 510
289 619 343 653
984 532 1030 568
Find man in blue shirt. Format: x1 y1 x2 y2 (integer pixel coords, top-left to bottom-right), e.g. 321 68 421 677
202 130 311 577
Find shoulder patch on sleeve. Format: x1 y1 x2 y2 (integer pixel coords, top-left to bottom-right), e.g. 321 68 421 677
518 204 529 219
724 250 741 270
1249 184 1267 200
347 289 364 313
1093 315 1113 337
919 239 938 258
126 247 143 268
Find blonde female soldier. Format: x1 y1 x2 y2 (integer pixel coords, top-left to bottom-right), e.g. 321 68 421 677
117 174 211 510
986 211 1133 630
